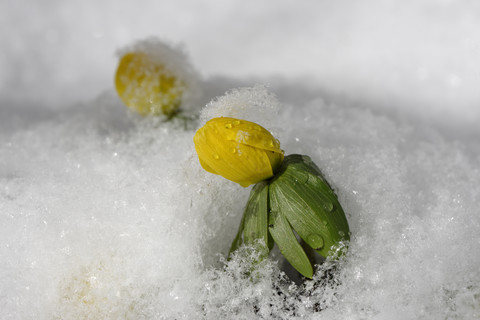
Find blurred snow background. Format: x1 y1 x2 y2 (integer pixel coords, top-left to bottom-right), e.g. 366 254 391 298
1 0 480 319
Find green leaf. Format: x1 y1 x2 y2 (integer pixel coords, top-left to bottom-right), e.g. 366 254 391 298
229 181 269 258
270 154 350 259
229 211 245 256
229 154 350 279
243 181 269 247
269 190 313 279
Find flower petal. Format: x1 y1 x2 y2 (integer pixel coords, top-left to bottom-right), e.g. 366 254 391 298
115 52 184 116
193 117 284 186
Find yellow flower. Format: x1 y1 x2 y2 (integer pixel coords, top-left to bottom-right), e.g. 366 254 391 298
194 117 284 187
115 52 184 117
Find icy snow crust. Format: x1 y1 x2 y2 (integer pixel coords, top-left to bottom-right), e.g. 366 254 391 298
1 84 480 319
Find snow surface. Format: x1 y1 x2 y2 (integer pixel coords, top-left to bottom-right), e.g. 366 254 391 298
1 1 480 319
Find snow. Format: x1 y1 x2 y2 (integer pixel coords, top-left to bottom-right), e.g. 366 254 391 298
1 1 480 319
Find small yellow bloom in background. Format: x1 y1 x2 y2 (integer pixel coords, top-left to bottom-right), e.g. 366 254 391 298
115 51 184 117
194 117 284 187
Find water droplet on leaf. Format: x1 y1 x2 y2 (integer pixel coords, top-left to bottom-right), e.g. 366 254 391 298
301 155 313 165
323 201 334 212
308 234 324 250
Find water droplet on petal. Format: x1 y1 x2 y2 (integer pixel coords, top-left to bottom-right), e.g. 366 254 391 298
231 148 237 153
233 120 241 125
225 123 232 129
308 234 324 250
213 154 219 160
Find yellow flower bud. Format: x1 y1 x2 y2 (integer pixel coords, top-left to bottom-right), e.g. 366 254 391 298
115 52 184 117
194 117 284 187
